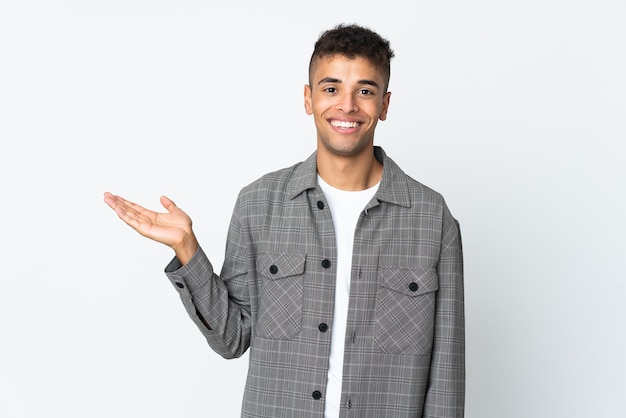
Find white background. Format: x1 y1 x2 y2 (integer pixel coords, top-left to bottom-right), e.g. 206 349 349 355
1 1 625 417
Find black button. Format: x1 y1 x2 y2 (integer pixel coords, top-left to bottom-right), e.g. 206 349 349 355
312 390 322 400
318 323 328 332
322 259 331 269
317 201 325 209
409 282 419 292
175 282 184 289
269 264 278 274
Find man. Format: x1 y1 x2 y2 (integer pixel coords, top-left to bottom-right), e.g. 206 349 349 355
104 23 464 418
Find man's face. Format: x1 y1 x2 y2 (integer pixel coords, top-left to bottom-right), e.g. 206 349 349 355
304 55 391 159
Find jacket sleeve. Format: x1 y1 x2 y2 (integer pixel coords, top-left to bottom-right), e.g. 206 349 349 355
424 201 465 417
164 192 252 359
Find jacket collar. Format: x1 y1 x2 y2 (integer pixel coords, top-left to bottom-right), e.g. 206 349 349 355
288 146 411 208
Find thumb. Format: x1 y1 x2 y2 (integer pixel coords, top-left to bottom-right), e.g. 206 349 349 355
160 195 177 212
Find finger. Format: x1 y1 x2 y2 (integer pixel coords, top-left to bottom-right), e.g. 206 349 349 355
103 193 125 212
111 202 154 235
119 198 152 216
104 192 129 202
103 194 148 224
160 195 178 213
110 200 140 224
104 194 130 215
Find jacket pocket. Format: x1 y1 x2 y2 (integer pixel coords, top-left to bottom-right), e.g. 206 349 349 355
255 253 306 340
374 267 439 355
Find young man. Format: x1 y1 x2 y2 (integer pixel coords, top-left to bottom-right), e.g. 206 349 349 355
104 24 464 418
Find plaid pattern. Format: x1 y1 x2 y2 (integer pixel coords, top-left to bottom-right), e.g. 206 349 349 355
166 147 464 417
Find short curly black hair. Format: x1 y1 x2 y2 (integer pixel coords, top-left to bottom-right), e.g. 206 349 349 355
309 23 395 91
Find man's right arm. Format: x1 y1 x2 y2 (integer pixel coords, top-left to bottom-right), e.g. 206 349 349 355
104 191 252 359
163 194 252 359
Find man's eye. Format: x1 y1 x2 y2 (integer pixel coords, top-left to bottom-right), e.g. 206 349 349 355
324 87 337 93
359 89 373 95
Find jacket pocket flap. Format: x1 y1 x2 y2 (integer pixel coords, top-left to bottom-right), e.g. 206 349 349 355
380 267 439 296
257 253 306 280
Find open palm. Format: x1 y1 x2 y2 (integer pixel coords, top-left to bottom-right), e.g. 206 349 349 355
104 192 198 261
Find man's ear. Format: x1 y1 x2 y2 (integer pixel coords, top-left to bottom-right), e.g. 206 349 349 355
304 84 313 115
379 91 391 121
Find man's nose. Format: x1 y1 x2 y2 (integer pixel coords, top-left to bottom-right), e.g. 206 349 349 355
336 93 358 113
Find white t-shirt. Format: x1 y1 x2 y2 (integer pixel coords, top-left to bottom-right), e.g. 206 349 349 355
317 175 379 418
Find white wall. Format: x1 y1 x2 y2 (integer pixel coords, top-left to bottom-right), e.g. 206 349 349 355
1 1 624 417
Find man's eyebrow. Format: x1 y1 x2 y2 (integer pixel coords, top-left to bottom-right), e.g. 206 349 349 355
359 79 380 88
316 77 380 89
317 77 340 85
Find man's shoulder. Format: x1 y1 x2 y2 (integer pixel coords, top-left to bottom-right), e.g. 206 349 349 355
380 149 446 206
236 154 314 204
405 172 445 202
243 163 301 191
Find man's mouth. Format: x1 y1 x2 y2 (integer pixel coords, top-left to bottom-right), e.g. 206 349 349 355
330 120 360 129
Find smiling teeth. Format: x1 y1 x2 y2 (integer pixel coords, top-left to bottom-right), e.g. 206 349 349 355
331 120 359 128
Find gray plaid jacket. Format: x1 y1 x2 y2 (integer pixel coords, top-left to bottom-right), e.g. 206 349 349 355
165 147 464 417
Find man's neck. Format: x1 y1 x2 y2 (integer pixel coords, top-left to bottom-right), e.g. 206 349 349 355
316 147 383 191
